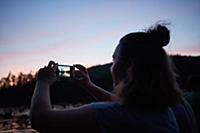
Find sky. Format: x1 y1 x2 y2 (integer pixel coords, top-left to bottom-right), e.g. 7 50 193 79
0 0 200 78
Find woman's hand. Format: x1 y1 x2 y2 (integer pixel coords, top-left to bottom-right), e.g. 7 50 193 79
73 64 93 88
37 61 58 85
73 64 113 101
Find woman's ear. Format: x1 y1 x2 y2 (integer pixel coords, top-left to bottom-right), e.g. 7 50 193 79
116 62 129 82
123 61 134 82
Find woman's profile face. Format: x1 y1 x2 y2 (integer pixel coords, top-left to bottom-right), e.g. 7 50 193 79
111 44 122 87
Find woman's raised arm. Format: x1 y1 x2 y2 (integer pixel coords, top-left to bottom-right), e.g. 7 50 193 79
73 64 115 101
30 61 99 132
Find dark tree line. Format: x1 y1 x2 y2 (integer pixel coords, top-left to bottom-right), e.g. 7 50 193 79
0 63 113 108
0 55 200 108
0 72 36 107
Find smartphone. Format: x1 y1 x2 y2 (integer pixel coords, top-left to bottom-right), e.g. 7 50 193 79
57 64 75 78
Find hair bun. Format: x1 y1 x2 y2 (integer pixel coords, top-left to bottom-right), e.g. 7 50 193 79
147 24 170 47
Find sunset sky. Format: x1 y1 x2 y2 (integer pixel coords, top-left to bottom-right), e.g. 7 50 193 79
0 0 200 78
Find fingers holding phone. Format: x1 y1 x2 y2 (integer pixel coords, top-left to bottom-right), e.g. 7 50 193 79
37 61 92 87
37 60 58 84
73 64 92 87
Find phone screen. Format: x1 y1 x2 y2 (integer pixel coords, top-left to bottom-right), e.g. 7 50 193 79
57 65 73 77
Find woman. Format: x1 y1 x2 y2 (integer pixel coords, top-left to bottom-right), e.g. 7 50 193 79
30 24 197 133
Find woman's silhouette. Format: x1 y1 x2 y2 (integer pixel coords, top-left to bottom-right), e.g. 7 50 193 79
30 24 198 133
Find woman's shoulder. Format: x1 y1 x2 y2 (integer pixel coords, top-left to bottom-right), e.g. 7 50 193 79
88 102 179 133
89 101 177 123
87 102 122 116
172 99 198 133
89 101 175 116
89 102 125 118
90 101 121 109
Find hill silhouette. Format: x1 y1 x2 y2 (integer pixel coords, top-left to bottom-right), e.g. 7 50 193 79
0 55 200 108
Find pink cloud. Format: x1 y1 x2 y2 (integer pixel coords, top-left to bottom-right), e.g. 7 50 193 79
0 31 62 46
0 41 68 63
0 25 82 47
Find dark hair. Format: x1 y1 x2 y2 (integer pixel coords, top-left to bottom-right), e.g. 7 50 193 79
112 24 183 111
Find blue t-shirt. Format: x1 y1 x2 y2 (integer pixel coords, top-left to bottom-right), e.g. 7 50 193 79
91 102 179 133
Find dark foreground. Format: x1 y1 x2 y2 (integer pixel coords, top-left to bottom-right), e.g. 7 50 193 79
0 114 37 133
